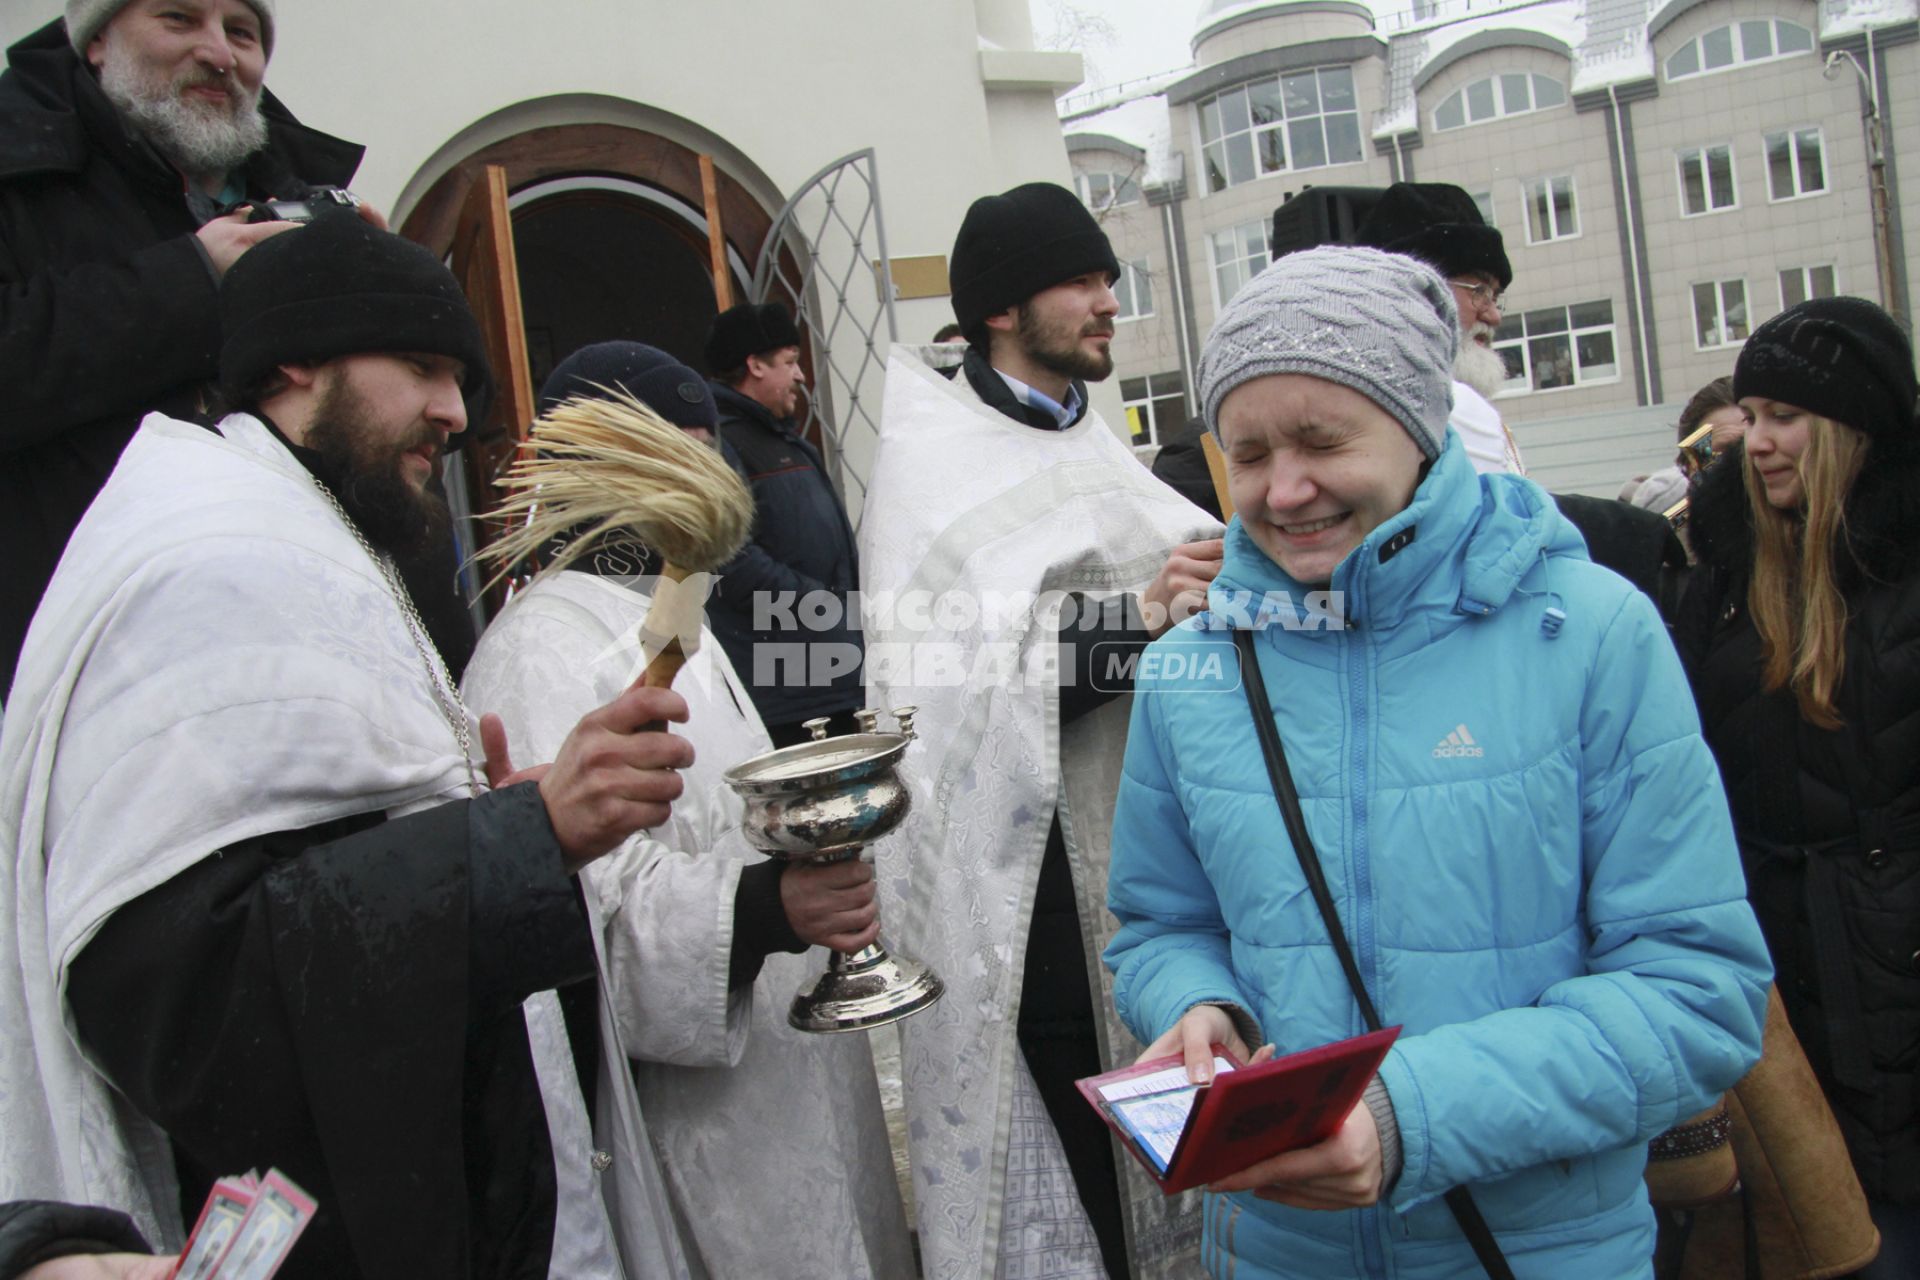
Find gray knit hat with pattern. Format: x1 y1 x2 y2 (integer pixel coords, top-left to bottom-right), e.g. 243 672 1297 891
1198 245 1458 459
68 0 277 56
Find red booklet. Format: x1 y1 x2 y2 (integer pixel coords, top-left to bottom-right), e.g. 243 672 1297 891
1077 1025 1400 1194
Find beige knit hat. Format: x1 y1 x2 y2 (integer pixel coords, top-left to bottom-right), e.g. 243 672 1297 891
67 0 276 57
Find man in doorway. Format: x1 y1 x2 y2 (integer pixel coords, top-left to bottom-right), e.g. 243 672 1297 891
0 217 696 1278
862 181 1221 1280
704 302 866 747
0 0 428 693
1353 182 1524 475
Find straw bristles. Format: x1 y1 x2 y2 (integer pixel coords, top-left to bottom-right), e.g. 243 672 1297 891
479 389 754 588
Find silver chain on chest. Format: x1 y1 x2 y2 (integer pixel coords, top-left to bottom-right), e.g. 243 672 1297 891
310 478 482 797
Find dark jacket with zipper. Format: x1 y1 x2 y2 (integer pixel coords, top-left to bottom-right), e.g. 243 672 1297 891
0 20 363 694
708 380 864 729
1676 439 1920 1205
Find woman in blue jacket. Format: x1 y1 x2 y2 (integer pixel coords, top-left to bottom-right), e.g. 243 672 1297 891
1104 247 1771 1280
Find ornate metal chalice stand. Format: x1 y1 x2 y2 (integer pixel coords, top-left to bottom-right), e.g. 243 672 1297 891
723 707 945 1033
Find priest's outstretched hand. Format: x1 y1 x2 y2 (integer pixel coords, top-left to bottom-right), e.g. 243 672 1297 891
1141 537 1224 639
781 859 881 953
483 684 695 873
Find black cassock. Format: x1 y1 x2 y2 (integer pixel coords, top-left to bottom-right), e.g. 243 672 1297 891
67 782 600 1280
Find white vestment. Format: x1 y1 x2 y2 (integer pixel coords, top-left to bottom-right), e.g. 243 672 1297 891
861 350 1220 1280
463 570 915 1280
1450 379 1525 474
0 413 683 1278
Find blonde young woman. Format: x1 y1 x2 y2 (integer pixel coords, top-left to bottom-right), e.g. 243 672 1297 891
1679 297 1920 1278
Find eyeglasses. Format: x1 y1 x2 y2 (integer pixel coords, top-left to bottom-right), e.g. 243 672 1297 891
1448 278 1508 310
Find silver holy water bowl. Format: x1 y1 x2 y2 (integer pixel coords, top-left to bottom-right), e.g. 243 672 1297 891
722 707 945 1033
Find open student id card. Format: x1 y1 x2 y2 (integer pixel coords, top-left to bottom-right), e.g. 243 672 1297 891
1076 1025 1400 1194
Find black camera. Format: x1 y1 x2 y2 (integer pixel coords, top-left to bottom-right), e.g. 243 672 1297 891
244 188 363 224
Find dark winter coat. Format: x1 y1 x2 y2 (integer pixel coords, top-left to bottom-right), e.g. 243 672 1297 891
1676 438 1920 1205
0 21 363 693
707 381 863 729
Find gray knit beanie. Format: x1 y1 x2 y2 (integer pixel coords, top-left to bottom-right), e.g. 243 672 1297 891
1198 245 1457 459
68 0 277 56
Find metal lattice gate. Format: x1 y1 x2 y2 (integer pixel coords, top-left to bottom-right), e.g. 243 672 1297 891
751 149 898 525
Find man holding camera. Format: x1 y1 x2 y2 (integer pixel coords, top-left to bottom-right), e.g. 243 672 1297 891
0 0 375 692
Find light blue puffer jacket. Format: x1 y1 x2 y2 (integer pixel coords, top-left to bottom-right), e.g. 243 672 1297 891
1105 438 1771 1280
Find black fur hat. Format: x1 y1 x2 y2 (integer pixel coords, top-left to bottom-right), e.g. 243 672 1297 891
704 303 801 376
1355 183 1512 290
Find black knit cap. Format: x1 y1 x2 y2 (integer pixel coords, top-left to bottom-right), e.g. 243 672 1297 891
704 303 801 376
949 182 1121 332
538 341 718 428
218 216 492 435
1733 296 1918 443
1355 182 1511 291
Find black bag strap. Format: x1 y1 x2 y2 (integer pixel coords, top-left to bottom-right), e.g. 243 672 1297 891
1232 628 1516 1280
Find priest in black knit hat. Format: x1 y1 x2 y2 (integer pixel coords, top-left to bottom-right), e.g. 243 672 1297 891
2 217 700 1277
857 181 1225 1280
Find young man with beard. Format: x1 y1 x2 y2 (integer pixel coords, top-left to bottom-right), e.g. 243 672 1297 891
0 0 402 695
703 302 867 747
861 181 1221 1280
0 217 699 1279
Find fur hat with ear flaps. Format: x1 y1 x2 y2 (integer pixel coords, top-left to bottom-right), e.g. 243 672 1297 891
1354 182 1512 291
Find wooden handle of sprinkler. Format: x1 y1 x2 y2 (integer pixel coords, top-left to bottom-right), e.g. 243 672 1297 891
636 562 696 732
1199 432 1237 520
636 640 688 732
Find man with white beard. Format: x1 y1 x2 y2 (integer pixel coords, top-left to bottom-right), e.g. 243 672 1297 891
0 0 384 695
1354 183 1526 475
1352 183 1691 613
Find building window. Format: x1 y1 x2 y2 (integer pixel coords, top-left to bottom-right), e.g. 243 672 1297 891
1665 19 1813 81
1692 279 1751 349
1764 129 1826 200
1199 65 1363 192
1114 258 1154 321
1469 189 1496 227
1779 264 1837 308
1492 300 1618 394
1433 73 1567 132
1122 372 1188 446
1077 170 1141 212
1678 145 1737 215
1210 220 1271 305
1523 175 1579 243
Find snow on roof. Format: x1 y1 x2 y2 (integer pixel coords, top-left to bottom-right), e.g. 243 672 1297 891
1820 0 1919 37
1063 95 1177 187
1192 0 1290 42
1374 0 1667 138
1076 0 1916 149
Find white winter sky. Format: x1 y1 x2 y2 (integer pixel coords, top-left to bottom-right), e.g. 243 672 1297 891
1028 0 1420 100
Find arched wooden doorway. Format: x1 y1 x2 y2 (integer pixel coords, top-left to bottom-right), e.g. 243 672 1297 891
400 122 780 392
399 122 790 617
